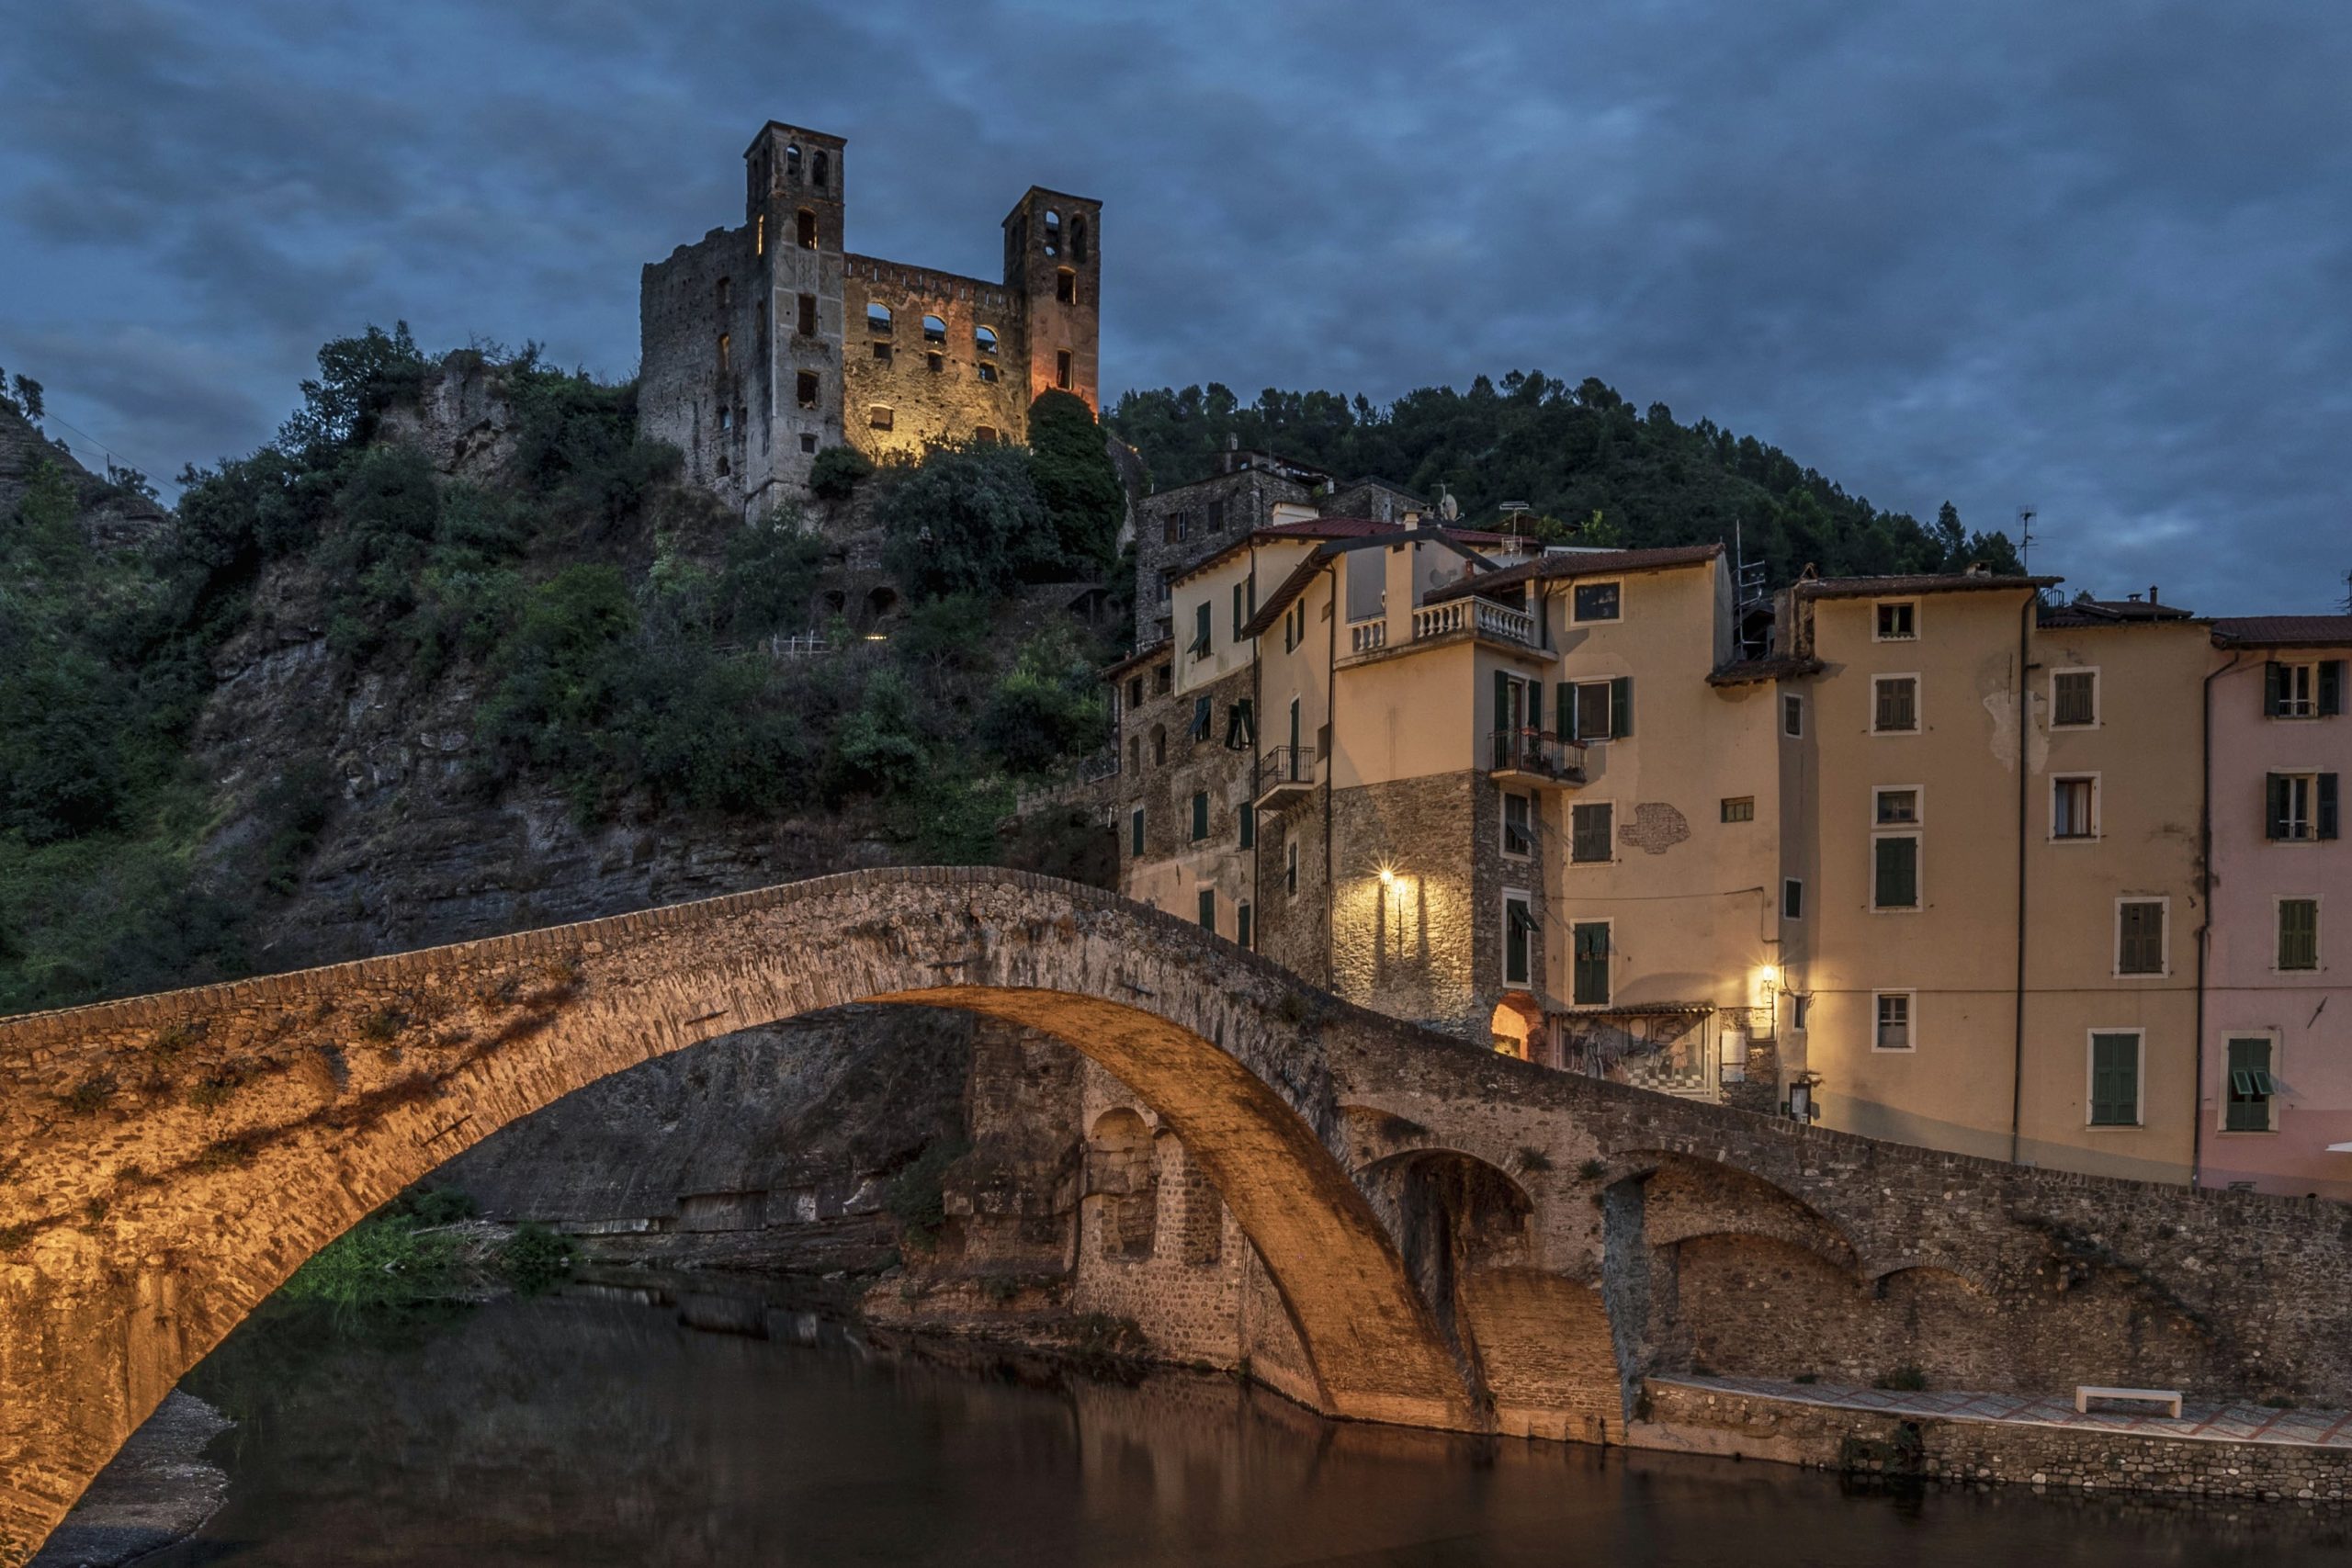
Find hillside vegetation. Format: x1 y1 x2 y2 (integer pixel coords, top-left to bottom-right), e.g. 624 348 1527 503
1108 373 2022 581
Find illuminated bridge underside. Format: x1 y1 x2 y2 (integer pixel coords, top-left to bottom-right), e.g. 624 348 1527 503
5 868 2352 1563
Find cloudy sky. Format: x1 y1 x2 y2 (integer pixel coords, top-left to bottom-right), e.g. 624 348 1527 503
4 1 2347 613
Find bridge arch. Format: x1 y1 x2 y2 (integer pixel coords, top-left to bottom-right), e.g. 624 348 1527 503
0 869 1472 1562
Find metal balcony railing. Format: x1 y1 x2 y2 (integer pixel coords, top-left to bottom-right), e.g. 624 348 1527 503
1488 728 1586 784
1257 744 1317 797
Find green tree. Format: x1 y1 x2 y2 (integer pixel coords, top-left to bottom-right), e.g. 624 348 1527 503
977 626 1110 774
1025 390 1125 576
277 322 427 451
876 439 1049 599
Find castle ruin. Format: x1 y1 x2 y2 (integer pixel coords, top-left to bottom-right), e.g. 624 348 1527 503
639 120 1102 519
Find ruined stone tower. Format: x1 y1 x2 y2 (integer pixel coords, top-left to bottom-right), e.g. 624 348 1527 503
639 120 1102 519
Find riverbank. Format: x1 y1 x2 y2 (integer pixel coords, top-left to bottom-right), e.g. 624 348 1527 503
29 1394 229 1568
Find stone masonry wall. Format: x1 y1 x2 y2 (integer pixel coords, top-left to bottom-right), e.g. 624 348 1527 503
1329 773 1487 1037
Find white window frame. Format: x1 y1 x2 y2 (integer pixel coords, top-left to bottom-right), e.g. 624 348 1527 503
1871 988 1917 1053
2112 895 2171 980
1871 784 1925 827
2273 893 2322 974
2086 1028 2146 1129
2050 773 2101 842
1872 600 1918 643
1567 798 1616 866
2275 660 2318 720
1871 672 1922 735
1567 914 1612 1008
1782 693 1804 739
1568 679 1617 743
1500 791 1533 861
2273 771 2320 841
2219 1029 2281 1134
2050 666 2101 729
1502 889 1536 987
1570 579 1624 625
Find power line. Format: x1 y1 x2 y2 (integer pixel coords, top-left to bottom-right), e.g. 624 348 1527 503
28 411 185 504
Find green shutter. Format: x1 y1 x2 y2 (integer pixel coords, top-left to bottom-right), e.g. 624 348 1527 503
1494 670 1510 738
1237 903 1253 950
1191 791 1209 841
1874 835 1917 908
1130 808 1144 856
2265 661 2285 716
1238 803 1255 851
2279 898 2318 970
2090 1033 2139 1125
2322 773 2341 840
2321 660 2346 716
1611 676 1633 739
1557 682 1574 740
2267 773 2291 840
1528 680 1543 736
2225 1037 2273 1132
1197 887 1216 931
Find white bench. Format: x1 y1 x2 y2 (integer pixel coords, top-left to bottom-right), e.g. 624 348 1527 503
2075 1385 2183 1418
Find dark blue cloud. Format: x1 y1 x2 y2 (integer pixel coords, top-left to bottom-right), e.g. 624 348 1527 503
2 0 2346 611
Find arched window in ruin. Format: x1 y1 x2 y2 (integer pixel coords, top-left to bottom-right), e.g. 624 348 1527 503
1043 209 1061 256
786 142 801 180
1071 215 1089 265
1056 269 1077 305
865 585 899 623
716 276 731 311
1087 1109 1157 1261
974 324 999 356
1150 723 1167 765
922 314 946 346
755 213 765 255
797 209 818 250
812 149 830 188
822 589 846 614
866 301 893 334
716 333 730 373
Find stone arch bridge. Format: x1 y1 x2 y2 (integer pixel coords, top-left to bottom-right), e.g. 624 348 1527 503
6 868 2352 1562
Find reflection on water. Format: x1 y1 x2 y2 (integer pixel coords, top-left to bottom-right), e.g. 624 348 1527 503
155 1278 2352 1567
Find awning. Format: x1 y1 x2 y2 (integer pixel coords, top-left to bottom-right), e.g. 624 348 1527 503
2326 1142 2352 1154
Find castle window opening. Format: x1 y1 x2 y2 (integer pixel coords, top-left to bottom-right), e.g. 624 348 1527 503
1044 208 1061 256
718 407 731 433
797 293 818 336
716 276 731 310
717 454 730 477
977 363 997 383
974 424 998 443
717 333 730 373
873 342 893 364
755 213 765 255
867 301 893 333
927 352 944 374
975 324 999 355
1071 214 1089 265
812 149 830 188
786 142 801 180
797 209 818 249
922 314 946 345
1056 268 1077 304
796 371 820 409
869 405 894 431
1057 349 1072 389
799 433 819 454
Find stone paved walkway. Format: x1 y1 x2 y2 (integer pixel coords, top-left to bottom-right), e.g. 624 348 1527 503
1670 1375 2352 1449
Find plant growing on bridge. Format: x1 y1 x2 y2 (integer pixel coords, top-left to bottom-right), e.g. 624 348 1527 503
883 1136 968 1253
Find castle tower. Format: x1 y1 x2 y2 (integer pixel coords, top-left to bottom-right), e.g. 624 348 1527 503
1003 186 1102 414
745 122 848 515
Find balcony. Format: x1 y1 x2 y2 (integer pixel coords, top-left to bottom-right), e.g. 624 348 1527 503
1412 596 1537 648
1488 728 1586 788
1255 744 1318 809
1349 617 1387 654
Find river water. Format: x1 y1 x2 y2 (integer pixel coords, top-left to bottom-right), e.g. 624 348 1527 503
130 1280 2350 1566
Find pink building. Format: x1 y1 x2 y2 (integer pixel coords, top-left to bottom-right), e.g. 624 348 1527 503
2201 617 2350 1196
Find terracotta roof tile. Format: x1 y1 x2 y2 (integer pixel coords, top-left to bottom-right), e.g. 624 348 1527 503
2211 615 2352 649
1795 571 2059 599
1422 544 1724 604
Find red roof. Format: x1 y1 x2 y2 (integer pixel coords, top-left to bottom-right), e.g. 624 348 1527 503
1170 516 1514 585
2211 615 2352 649
1796 571 2059 599
1423 543 1723 604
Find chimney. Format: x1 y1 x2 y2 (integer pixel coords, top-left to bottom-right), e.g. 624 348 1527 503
2127 592 2142 603
2149 584 2159 604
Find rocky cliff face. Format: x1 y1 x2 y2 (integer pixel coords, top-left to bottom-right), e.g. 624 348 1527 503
0 402 168 552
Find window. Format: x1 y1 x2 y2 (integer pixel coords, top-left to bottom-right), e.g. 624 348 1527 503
811 149 829 189
797 293 818 336
797 209 818 250
1570 802 1613 863
1126 675 1144 709
1873 786 1920 826
873 342 892 364
1056 349 1073 389
1572 581 1622 622
2116 898 2167 976
974 424 997 442
2267 772 2340 841
1502 793 1532 858
1721 796 1756 823
1564 678 1631 741
1872 990 1913 1051
1043 209 1062 256
1237 901 1252 951
799 433 818 454
1792 994 1810 1032
1224 700 1255 751
978 363 998 384
2088 1032 2143 1126
1872 674 1919 733
2278 897 2319 971
867 302 893 334
1232 582 1247 637
786 142 801 179
922 315 946 346
1191 602 1213 660
1197 887 1216 931
1071 214 1089 265
2224 1036 2278 1133
1150 724 1167 765
1782 878 1804 920
1129 807 1144 856
1285 839 1299 897
1238 803 1255 851
976 324 999 355
868 406 893 431
716 454 730 477
1057 270 1077 305
1873 833 1920 910
926 352 944 374
1782 694 1804 738
1571 920 1611 1006
2266 660 2346 718
2052 775 2098 840
1154 666 1171 696
2052 669 2098 728
1191 791 1210 842
1874 601 1917 641
789 370 817 410
756 212 766 255
718 406 731 434
1504 894 1535 987
1190 694 1212 741
716 333 730 373
1126 735 1139 773
1207 499 1226 530
716 276 731 311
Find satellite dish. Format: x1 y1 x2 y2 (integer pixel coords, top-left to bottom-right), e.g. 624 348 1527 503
1439 492 1459 523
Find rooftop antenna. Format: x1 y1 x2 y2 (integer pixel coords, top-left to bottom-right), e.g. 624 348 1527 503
1437 484 1459 524
1498 501 1532 552
2016 505 2039 575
